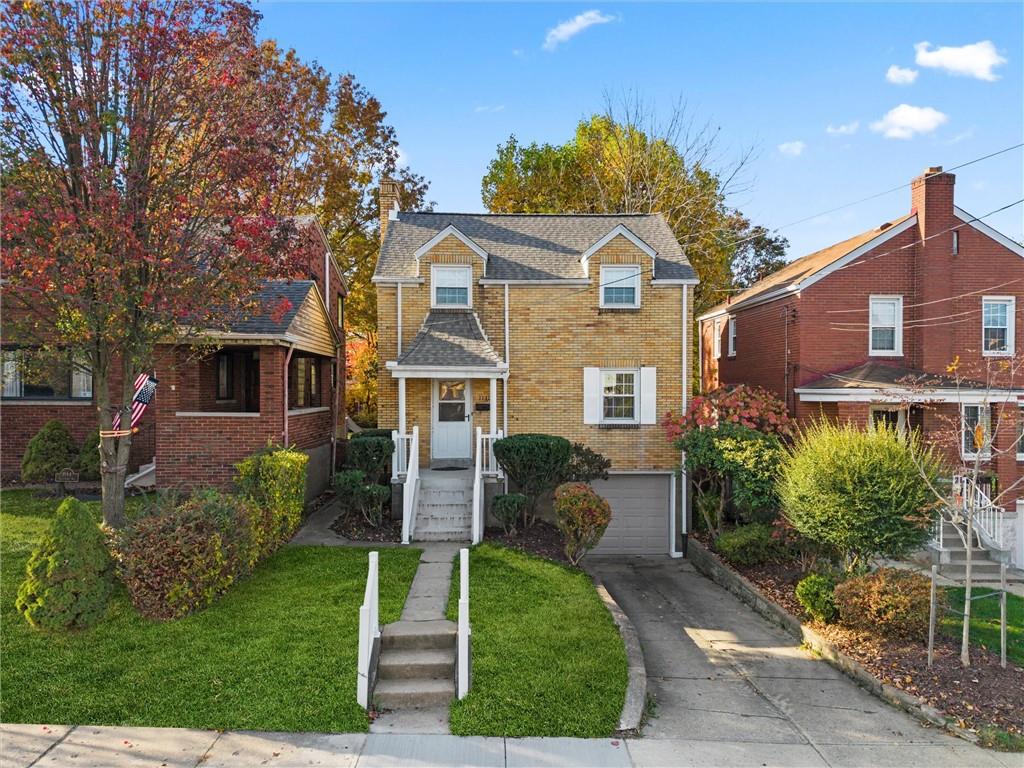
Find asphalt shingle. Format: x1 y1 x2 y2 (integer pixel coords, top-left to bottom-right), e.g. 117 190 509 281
396 309 503 369
213 280 315 335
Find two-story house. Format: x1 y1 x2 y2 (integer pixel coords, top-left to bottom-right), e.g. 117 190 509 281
373 180 697 554
699 167 1024 506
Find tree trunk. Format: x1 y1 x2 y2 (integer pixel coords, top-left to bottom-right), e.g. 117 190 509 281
101 458 128 529
96 353 134 529
961 502 973 667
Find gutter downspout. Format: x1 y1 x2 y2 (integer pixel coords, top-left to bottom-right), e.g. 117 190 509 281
503 283 510 493
283 344 295 446
331 340 340 474
397 284 403 356
672 285 689 559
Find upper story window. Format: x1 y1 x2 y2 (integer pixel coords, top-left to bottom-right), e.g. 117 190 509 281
727 317 737 357
601 369 638 423
869 295 903 356
1 349 92 400
962 404 991 459
952 230 960 255
599 265 641 308
712 318 722 360
432 265 472 308
982 296 1015 356
337 295 344 327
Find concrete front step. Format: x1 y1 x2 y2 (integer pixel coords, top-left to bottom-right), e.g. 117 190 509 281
377 648 455 680
415 529 471 542
381 619 456 651
939 562 1016 580
373 677 455 709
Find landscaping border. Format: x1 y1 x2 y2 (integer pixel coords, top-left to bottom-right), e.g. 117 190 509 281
686 540 979 745
589 573 646 732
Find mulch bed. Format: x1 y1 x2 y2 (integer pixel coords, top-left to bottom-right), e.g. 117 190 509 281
696 532 1024 738
329 512 403 543
485 521 573 566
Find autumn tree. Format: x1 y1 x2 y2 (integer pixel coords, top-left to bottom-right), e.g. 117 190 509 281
1 1 314 526
481 94 787 314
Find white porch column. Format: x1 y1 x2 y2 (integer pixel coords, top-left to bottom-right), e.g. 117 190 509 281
489 377 498 434
398 377 406 434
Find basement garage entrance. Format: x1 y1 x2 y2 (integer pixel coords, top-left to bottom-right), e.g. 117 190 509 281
588 473 673 556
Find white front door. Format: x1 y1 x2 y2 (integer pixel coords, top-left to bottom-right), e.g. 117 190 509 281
432 379 472 459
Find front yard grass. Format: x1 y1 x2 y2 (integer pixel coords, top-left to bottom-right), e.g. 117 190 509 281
0 489 421 732
446 543 627 737
941 587 1023 666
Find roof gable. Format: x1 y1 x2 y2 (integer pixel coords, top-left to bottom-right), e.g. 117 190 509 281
580 224 657 276
413 225 488 262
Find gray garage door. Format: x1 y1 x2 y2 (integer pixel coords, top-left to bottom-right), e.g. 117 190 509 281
588 474 671 556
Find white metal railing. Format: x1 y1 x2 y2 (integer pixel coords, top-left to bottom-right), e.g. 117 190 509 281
391 430 412 481
401 426 420 544
457 547 471 699
472 428 484 544
952 474 1006 551
480 429 504 477
356 551 380 709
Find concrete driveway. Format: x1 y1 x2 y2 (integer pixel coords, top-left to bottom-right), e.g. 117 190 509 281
587 557 1016 768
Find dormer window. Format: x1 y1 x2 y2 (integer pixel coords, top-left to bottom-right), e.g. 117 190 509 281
600 265 641 308
432 265 472 308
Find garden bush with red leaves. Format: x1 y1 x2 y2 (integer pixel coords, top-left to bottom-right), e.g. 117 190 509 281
663 384 793 440
553 482 612 566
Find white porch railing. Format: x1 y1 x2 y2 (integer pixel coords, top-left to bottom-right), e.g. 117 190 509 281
391 429 412 481
471 428 503 544
356 551 380 709
934 475 1009 553
457 547 471 699
401 426 420 544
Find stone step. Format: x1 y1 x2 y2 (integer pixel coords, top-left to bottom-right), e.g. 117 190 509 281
939 562 1007 578
417 506 471 517
946 550 999 564
381 619 456 651
377 648 455 680
415 530 471 542
417 515 472 526
373 678 455 709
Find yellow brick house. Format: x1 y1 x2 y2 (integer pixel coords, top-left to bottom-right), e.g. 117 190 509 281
373 180 697 555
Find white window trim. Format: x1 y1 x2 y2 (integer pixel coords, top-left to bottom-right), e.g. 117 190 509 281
981 295 1015 357
599 265 641 308
431 264 473 309
961 403 992 460
1017 405 1024 462
868 405 907 435
727 317 737 357
712 319 722 360
868 295 903 357
600 368 640 424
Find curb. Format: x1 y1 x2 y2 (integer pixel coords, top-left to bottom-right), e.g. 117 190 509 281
686 540 979 745
590 574 647 732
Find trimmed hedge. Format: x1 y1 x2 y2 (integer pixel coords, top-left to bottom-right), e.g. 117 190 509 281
493 434 571 518
350 428 393 441
348 436 394 485
492 493 527 535
16 497 114 630
235 445 308 549
553 482 612 565
21 419 78 483
715 523 779 567
795 573 838 624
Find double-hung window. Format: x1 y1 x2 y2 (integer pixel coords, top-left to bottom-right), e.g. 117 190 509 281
599 265 641 308
432 265 472 308
869 296 903 356
712 319 722 360
289 356 320 409
1017 406 1024 462
727 317 737 357
981 296 1015 356
1 349 92 400
216 354 233 400
961 404 991 459
601 370 638 423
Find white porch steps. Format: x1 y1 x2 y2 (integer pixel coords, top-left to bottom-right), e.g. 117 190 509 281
124 459 156 490
936 529 1024 583
414 470 472 542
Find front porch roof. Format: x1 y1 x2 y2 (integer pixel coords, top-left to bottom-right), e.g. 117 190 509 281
388 309 506 378
796 362 1023 404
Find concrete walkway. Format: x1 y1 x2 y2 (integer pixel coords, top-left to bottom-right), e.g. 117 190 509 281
585 556 1017 768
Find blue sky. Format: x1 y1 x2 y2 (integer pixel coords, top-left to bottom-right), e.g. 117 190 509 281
259 2 1023 259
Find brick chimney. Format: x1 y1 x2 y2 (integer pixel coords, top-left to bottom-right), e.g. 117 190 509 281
911 166 957 371
379 178 401 244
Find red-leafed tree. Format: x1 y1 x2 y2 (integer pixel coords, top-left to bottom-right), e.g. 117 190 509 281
1 1 313 526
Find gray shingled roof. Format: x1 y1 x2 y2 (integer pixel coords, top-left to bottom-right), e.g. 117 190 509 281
799 362 969 390
216 280 315 335
375 212 696 282
396 309 503 368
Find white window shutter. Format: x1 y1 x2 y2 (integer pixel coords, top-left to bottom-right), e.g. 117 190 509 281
583 367 601 424
640 367 657 424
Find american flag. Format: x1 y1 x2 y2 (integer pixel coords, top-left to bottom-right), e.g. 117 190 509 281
112 373 158 431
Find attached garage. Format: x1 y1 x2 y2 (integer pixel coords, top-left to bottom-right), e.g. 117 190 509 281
589 472 677 556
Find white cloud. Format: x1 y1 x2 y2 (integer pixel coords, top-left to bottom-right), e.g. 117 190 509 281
870 104 949 139
777 141 806 157
914 40 1007 81
473 105 506 114
395 145 409 166
826 121 859 136
885 65 918 85
543 10 615 51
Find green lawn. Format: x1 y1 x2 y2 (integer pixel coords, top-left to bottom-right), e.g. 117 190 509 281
0 489 421 732
446 543 628 738
941 587 1024 666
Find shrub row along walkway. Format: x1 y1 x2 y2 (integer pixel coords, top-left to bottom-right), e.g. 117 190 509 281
585 556 1015 768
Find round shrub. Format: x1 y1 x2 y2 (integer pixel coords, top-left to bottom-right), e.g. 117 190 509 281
359 484 391 527
21 419 78 483
348 436 394 485
714 523 778 567
334 469 367 514
493 434 572 520
16 497 114 630
491 493 527 535
77 429 101 481
350 428 393 441
779 422 944 571
560 443 611 484
553 482 612 566
834 568 940 640
795 573 838 624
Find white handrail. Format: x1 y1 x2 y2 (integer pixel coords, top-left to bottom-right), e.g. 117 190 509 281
953 474 1006 551
356 550 380 709
401 426 420 544
471 427 483 544
391 430 406 481
457 547 471 699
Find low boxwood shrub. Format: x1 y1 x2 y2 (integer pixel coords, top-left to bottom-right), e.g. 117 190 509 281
21 419 78 483
493 434 571 522
235 445 308 549
715 523 778 567
334 469 367 514
491 493 527 535
560 443 611 484
795 573 838 624
15 497 114 630
833 568 940 640
359 484 391 527
348 436 394 485
76 429 101 481
351 428 393 441
553 482 612 566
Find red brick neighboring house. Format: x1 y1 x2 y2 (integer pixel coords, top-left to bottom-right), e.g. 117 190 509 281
699 168 1024 508
1 217 346 500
